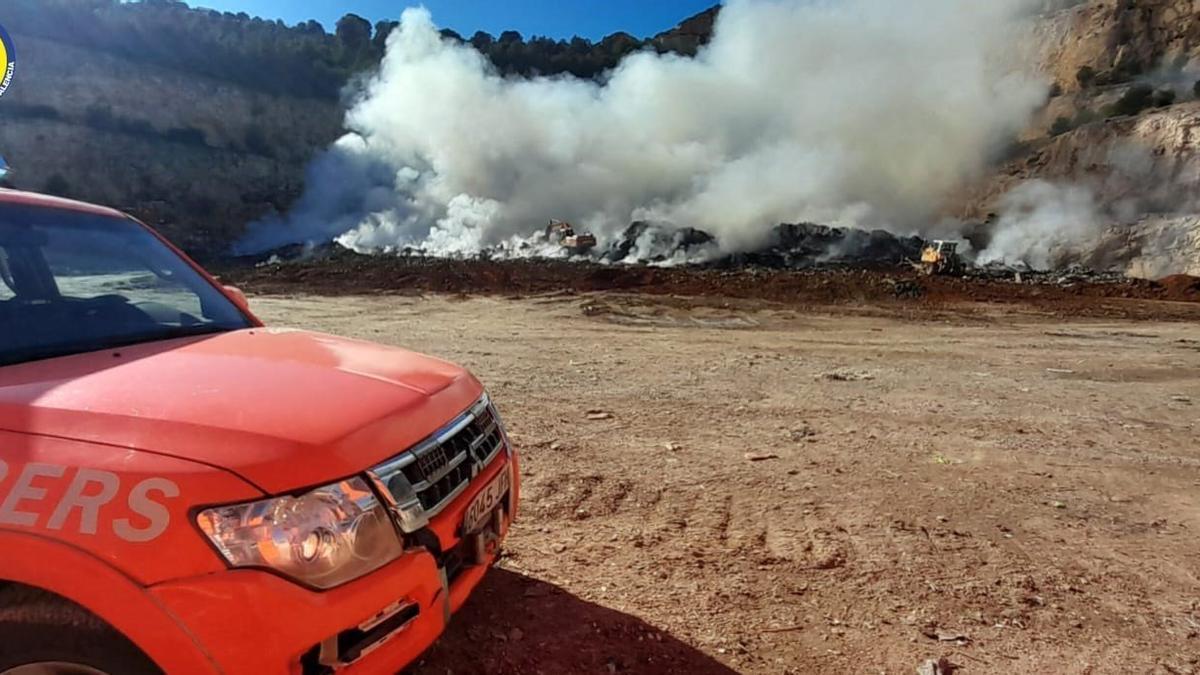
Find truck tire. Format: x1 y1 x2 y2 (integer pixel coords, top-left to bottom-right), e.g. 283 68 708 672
0 585 162 675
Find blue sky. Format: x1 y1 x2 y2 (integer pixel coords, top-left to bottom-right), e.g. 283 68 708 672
190 1 719 41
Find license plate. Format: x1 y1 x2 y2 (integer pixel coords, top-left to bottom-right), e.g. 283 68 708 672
463 467 511 534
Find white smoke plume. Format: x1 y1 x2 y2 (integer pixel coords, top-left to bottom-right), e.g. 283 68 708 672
237 0 1048 257
978 139 1189 270
978 181 1099 269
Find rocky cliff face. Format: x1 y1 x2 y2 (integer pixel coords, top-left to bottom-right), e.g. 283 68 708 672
650 6 719 55
1035 0 1200 93
957 103 1200 276
961 103 1200 216
952 0 1200 275
1102 215 1200 277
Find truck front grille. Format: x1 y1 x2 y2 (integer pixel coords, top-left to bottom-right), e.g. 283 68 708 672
367 395 507 532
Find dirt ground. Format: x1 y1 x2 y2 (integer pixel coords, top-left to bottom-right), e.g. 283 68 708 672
249 290 1200 674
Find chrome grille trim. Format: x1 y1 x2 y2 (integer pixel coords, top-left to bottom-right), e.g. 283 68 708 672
416 476 474 523
475 429 504 467
410 450 470 491
368 394 508 533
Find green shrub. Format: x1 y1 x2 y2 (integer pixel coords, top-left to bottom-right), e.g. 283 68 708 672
42 174 71 196
242 125 273 156
1153 88 1177 108
1076 65 1096 88
164 126 207 146
189 194 219 218
1049 116 1073 136
2 103 61 120
83 104 116 129
83 104 156 137
1108 84 1154 117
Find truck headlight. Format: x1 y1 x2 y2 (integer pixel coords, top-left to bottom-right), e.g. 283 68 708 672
196 477 404 590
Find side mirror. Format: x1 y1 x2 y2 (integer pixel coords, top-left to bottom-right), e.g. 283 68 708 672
223 285 250 312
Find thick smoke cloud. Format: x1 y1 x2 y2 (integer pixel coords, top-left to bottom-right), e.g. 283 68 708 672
238 0 1047 257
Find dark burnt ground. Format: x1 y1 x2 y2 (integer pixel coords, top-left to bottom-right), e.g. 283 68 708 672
218 256 1200 322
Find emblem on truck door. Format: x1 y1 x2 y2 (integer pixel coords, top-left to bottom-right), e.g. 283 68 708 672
0 460 179 541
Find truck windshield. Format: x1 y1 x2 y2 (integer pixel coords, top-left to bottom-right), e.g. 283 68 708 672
0 204 251 367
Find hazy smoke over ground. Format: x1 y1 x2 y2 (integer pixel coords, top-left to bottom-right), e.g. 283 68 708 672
979 139 1192 270
979 181 1099 269
238 0 1047 257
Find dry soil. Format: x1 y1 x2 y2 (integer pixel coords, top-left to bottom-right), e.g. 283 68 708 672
248 291 1200 674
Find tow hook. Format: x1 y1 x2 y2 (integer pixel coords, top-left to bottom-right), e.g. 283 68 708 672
471 509 505 565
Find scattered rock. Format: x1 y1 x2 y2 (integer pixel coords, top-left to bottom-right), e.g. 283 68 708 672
586 410 614 420
812 551 846 569
916 657 957 675
789 425 817 441
744 452 780 462
1171 395 1192 403
818 369 875 382
888 277 925 299
580 300 619 317
1046 368 1076 374
921 625 971 645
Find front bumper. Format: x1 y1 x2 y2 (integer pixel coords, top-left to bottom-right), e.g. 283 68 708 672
148 455 518 675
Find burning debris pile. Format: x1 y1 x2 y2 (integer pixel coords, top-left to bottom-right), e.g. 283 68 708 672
600 222 716 264
243 219 928 272
239 216 1161 290
514 219 926 269
710 223 925 270
223 242 1200 318
965 262 1135 287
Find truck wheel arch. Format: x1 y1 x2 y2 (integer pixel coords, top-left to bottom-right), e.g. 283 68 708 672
0 530 219 674
0 582 162 674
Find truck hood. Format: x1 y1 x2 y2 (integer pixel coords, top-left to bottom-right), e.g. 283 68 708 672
0 328 484 493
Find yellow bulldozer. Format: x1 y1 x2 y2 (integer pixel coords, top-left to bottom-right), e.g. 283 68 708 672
545 220 597 254
918 240 962 276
